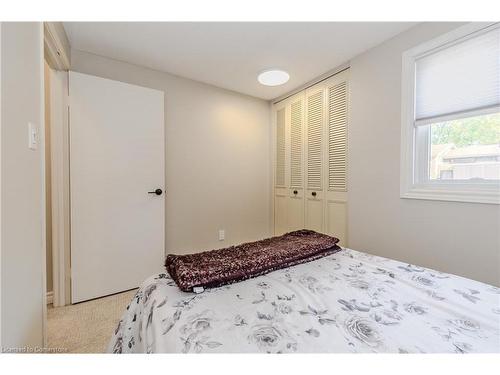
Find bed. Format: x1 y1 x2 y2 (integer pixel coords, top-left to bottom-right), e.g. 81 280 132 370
108 247 500 353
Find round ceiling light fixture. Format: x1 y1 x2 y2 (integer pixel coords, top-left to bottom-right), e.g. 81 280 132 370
258 69 290 86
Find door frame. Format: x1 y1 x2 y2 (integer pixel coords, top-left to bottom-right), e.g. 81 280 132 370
48 68 70 306
44 22 71 306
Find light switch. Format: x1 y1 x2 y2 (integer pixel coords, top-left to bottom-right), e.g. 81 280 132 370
28 122 38 150
218 230 225 241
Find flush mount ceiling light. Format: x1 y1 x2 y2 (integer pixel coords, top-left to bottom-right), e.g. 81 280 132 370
258 69 290 86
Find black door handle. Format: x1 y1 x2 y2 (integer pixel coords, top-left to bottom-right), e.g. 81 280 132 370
312 191 317 197
148 189 163 196
293 190 298 195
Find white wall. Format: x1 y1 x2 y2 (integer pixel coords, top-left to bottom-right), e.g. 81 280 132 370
1 23 45 347
70 49 272 256
348 22 500 286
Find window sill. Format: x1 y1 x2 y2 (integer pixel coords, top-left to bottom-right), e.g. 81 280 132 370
401 185 500 204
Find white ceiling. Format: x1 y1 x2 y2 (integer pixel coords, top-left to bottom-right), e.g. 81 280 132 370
64 22 416 100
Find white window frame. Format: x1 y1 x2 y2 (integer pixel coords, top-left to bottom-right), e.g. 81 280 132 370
400 22 500 205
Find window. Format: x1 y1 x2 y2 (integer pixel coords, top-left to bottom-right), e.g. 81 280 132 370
401 23 500 204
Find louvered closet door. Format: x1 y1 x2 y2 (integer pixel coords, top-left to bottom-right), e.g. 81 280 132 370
304 87 325 232
273 70 350 241
274 105 288 235
287 95 305 231
325 71 349 246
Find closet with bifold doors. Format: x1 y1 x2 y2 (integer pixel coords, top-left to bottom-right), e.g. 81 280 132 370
273 69 349 246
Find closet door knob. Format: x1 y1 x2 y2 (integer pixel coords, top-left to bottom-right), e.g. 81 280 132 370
293 190 298 195
311 191 317 197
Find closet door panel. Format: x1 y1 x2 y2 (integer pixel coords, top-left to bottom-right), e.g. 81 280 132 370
274 105 289 235
305 196 323 233
305 88 325 232
288 194 304 231
325 72 349 245
306 90 323 190
289 98 304 190
327 201 347 247
275 107 287 188
327 80 348 192
287 95 305 231
274 190 288 235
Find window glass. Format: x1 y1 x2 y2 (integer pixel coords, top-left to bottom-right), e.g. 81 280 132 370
429 113 500 181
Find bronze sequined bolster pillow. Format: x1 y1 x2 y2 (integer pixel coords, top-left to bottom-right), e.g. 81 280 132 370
165 230 341 292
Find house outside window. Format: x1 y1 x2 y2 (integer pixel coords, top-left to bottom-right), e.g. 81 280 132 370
400 23 500 204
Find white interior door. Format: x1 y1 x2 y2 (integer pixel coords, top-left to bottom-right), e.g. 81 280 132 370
69 71 165 303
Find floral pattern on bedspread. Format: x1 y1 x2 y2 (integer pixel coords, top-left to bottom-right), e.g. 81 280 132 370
108 249 500 353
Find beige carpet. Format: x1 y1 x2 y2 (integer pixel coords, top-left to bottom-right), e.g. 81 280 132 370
47 289 137 353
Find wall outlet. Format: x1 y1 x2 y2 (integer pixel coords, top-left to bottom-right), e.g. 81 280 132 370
218 230 225 241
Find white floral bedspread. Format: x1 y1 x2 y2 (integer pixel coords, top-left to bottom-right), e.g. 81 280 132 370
108 248 500 353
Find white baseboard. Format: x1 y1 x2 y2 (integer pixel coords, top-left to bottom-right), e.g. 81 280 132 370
47 291 54 305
